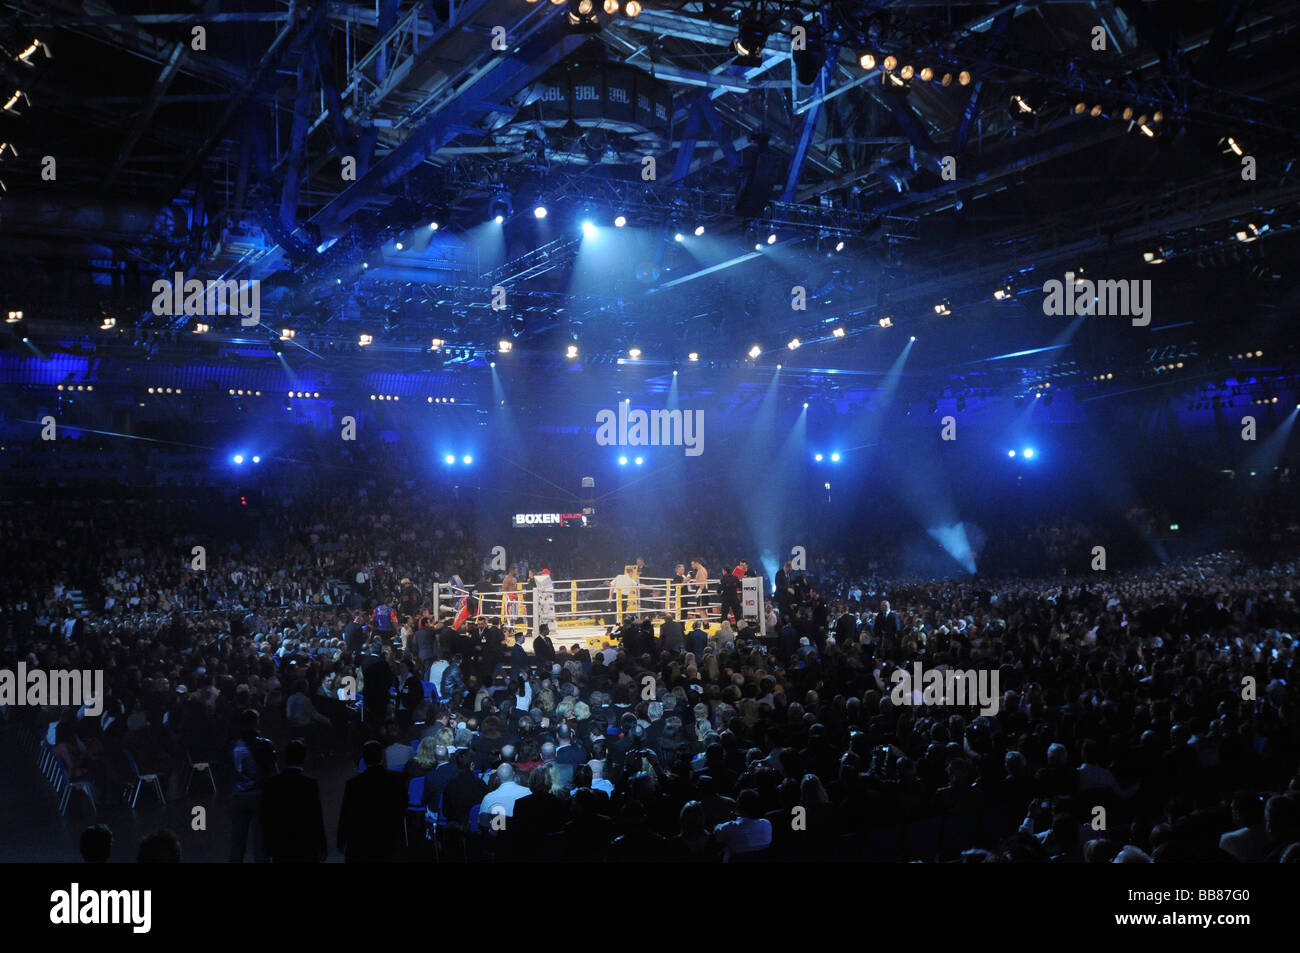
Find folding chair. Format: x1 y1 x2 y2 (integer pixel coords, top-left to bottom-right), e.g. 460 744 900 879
185 751 216 794
54 760 97 817
123 749 167 808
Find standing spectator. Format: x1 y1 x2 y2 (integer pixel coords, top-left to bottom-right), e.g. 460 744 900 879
261 740 327 862
229 709 277 863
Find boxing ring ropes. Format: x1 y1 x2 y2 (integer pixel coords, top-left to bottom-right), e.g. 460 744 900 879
431 575 767 649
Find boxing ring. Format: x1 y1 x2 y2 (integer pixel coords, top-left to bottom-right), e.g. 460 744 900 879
431 573 766 649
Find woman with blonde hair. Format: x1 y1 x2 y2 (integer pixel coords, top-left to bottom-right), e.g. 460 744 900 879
407 736 439 779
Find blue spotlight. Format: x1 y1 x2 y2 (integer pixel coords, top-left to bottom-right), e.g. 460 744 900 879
252 455 261 464
1022 447 1035 459
462 455 473 465
618 456 628 466
581 220 597 238
814 453 823 462
830 452 841 462
232 454 244 465
1008 450 1017 457
494 214 504 224
634 456 644 466
444 454 455 465
534 205 548 219
803 402 809 409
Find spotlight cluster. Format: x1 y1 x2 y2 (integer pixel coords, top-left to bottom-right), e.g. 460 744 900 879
288 391 322 399
426 396 456 403
145 387 182 395
227 389 263 396
369 394 401 401
56 384 94 392
858 51 970 89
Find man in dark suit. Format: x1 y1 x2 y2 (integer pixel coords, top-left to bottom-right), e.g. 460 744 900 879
874 599 902 653
415 618 439 680
336 740 407 862
361 651 394 728
659 612 685 655
775 562 795 614
533 624 556 668
343 612 366 656
554 724 587 765
834 610 858 646
688 621 707 659
440 748 488 830
261 740 327 862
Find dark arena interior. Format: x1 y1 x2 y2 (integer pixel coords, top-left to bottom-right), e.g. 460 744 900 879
1 0 1299 915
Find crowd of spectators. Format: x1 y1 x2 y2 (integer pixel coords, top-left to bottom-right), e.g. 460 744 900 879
4 470 1300 864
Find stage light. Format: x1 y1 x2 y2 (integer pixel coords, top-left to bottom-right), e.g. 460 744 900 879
993 285 1012 300
634 457 644 465
787 337 801 350
934 299 951 315
732 17 768 66
1221 136 1244 157
431 338 444 350
958 70 971 86
581 220 597 237
941 72 953 86
1008 450 1016 457
280 327 295 340
628 347 641 359
358 333 373 346
625 0 641 15
567 0 600 32
910 335 916 342
494 214 504 224
430 221 439 230
1143 251 1165 264
100 317 116 330
5 309 21 322
755 244 762 251
834 240 845 252
463 455 473 464
618 456 628 466
882 55 898 72
814 453 823 462
233 455 244 465
673 370 678 376
830 452 840 462
498 339 512 353
832 327 846 338
767 233 777 244
859 53 876 70
748 345 762 359
674 232 684 242
614 214 627 227
920 67 934 82
252 456 261 464
688 352 699 362
1023 448 1035 458
362 261 368 269
803 402 808 408
878 316 893 328
694 225 705 236
604 0 619 12
900 64 914 80
566 344 579 359
444 454 455 464
534 205 548 218
395 241 403 251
